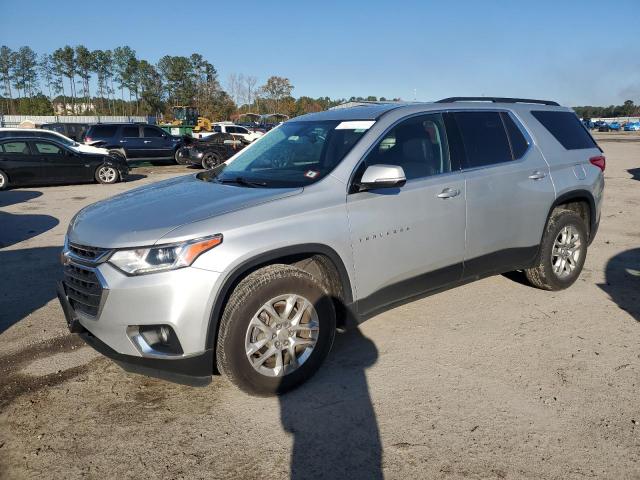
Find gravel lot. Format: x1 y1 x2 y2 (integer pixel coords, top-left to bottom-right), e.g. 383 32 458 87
0 135 639 480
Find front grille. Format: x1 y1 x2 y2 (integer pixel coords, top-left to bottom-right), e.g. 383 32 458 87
69 243 110 262
63 262 103 317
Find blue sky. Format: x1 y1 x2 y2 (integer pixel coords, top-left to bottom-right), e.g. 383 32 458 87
1 0 638 106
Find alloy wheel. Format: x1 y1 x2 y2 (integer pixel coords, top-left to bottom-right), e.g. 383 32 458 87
551 225 582 278
244 294 319 377
98 166 117 183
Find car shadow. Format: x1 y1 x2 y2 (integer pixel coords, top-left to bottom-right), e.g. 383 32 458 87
0 246 63 333
628 168 640 181
0 190 42 208
598 248 640 322
125 173 147 182
0 190 59 248
0 211 59 249
279 327 382 480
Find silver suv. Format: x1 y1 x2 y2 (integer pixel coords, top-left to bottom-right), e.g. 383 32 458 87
57 98 605 395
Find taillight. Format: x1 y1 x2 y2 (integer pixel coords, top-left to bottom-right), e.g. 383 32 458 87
589 155 606 172
85 136 92 143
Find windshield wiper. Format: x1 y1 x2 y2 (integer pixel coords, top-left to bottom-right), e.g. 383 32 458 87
217 176 268 188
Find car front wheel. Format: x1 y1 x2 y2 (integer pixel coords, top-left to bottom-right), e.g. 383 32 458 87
201 153 221 169
95 165 120 184
0 169 8 190
216 264 336 396
525 208 588 290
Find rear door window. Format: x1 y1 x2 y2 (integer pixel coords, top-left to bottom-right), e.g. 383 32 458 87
143 126 164 138
531 111 598 150
90 125 117 138
122 126 140 138
2 141 29 154
453 111 512 169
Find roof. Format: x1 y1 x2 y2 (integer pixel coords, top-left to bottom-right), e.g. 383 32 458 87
293 103 402 122
294 97 566 123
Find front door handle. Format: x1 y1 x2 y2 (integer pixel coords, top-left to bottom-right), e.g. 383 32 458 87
143 140 151 144
528 171 546 180
119 140 127 143
437 187 461 199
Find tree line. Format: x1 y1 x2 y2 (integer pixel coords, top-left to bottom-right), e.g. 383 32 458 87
0 44 393 121
573 100 640 119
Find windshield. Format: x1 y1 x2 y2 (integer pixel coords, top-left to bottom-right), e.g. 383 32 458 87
198 120 372 188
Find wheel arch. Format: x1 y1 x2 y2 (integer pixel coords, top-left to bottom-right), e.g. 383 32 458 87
546 189 597 242
204 243 354 354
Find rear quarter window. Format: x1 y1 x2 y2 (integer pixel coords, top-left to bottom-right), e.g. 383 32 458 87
89 125 118 138
531 111 598 150
2 142 29 154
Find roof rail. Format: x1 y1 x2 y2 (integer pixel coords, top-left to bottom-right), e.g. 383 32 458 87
436 97 560 106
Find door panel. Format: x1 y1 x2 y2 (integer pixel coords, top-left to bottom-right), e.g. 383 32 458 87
32 141 87 183
142 126 172 158
462 151 554 275
451 111 556 276
346 112 466 315
120 126 144 158
347 175 466 314
0 141 39 184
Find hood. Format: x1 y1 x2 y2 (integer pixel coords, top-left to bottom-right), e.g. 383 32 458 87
68 174 302 248
74 143 109 155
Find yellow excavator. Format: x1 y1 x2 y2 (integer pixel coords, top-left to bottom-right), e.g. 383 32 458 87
160 106 213 136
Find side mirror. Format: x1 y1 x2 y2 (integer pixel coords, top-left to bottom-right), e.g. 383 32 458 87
356 164 406 191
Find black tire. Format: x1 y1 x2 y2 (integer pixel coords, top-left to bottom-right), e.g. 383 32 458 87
216 264 336 396
95 164 120 184
174 148 186 165
201 153 220 169
525 209 588 290
0 169 8 190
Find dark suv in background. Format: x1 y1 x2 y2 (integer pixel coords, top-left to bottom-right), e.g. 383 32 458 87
42 122 90 141
83 123 184 163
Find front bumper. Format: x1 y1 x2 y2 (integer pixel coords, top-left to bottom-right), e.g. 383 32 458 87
178 147 202 166
57 261 222 377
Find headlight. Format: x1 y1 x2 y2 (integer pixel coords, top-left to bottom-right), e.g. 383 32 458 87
108 234 222 275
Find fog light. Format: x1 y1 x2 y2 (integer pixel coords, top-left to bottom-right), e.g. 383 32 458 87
128 325 183 356
159 326 170 344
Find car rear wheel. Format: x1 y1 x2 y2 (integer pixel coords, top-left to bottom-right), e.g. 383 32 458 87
174 148 186 165
95 165 120 184
216 264 336 396
201 153 221 169
525 208 588 290
0 170 9 190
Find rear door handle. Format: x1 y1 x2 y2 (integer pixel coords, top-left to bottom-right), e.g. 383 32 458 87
528 171 546 180
143 140 151 144
119 140 127 143
437 187 460 199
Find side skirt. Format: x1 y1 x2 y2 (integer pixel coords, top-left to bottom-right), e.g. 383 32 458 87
350 246 539 324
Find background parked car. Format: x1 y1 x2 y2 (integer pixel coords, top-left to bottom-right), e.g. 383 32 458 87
41 122 90 141
623 122 640 131
609 122 621 131
0 134 128 190
598 123 611 132
212 123 264 143
83 123 183 163
0 128 109 155
178 132 244 168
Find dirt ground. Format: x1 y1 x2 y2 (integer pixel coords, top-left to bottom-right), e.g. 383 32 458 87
0 135 639 480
